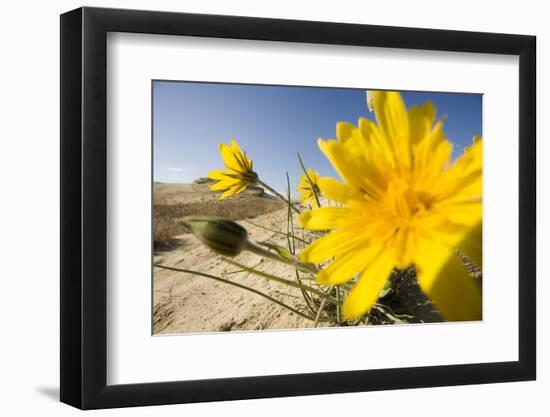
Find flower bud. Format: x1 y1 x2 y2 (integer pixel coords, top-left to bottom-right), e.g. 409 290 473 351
366 90 375 112
179 216 248 257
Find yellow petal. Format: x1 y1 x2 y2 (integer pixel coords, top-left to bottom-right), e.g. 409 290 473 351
297 169 320 207
219 188 236 200
208 170 231 180
412 131 451 186
342 253 395 319
336 122 356 143
219 183 247 200
318 139 367 191
230 138 241 152
408 101 436 146
317 177 362 204
455 221 482 268
371 91 409 141
433 199 482 227
317 244 383 285
358 117 380 143
300 228 369 263
210 178 241 191
219 139 253 173
435 137 482 199
230 139 253 171
306 169 320 185
299 207 353 231
219 144 241 172
415 238 482 321
371 91 412 170
358 117 393 164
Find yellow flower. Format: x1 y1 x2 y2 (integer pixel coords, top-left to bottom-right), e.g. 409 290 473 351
297 169 321 207
208 139 258 199
299 91 482 321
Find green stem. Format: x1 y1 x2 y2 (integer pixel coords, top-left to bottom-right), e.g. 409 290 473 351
314 287 331 328
243 219 309 244
225 260 263 274
286 172 296 254
154 263 316 321
335 286 341 325
296 270 317 316
285 172 317 316
297 153 321 208
257 179 301 214
223 258 337 304
244 240 319 275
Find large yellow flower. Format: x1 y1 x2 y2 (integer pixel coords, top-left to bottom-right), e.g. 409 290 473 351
299 91 482 322
297 169 321 207
208 139 258 199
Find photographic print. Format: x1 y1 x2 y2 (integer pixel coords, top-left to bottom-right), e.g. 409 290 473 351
152 81 482 335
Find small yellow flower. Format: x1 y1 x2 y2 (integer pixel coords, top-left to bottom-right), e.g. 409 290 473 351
297 169 321 207
300 91 482 321
208 139 258 199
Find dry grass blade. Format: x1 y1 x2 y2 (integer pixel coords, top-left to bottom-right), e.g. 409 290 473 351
223 258 337 304
154 263 317 321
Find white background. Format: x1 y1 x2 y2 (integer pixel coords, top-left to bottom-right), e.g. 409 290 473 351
108 33 519 384
0 0 546 416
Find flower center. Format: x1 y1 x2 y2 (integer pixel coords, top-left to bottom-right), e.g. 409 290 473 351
387 180 433 222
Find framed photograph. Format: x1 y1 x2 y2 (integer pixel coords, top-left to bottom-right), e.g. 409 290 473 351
60 6 536 409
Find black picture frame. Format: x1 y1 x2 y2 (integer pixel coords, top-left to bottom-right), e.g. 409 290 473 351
60 6 536 410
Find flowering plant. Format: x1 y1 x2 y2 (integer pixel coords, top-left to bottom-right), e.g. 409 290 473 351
155 90 482 327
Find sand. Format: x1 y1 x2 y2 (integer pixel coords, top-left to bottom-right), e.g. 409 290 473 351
153 184 328 334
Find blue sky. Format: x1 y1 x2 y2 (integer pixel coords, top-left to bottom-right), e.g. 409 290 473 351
153 81 482 193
